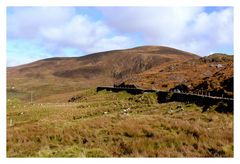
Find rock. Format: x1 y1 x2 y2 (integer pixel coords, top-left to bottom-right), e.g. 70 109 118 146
176 105 182 109
216 64 223 68
167 108 173 114
20 112 24 115
176 108 184 112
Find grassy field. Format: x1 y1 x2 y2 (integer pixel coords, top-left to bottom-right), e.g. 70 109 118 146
7 89 233 157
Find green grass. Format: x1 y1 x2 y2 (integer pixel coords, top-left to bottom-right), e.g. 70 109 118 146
7 89 233 157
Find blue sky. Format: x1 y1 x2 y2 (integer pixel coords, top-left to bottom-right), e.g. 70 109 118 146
7 7 233 66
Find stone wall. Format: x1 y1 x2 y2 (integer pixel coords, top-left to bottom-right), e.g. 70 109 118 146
96 86 233 113
157 91 233 113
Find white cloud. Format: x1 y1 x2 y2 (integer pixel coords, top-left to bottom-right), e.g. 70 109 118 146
39 15 111 51
101 7 233 55
7 7 233 66
7 7 133 56
86 36 132 53
8 7 75 39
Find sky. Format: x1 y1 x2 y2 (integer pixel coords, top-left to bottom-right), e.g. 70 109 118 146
7 7 233 66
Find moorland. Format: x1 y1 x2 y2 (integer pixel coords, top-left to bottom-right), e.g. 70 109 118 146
7 46 233 157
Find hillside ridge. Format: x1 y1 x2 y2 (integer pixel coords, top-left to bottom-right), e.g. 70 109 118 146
7 45 233 102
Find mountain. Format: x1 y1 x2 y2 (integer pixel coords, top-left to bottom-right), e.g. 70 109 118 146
7 46 199 102
7 46 233 102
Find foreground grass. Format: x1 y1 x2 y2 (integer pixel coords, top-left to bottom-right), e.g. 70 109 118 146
7 89 233 157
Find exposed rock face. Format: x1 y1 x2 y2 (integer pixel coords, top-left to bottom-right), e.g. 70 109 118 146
200 53 233 63
126 53 233 98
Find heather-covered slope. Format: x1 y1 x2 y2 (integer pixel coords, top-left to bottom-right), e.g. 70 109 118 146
7 46 199 102
125 53 233 97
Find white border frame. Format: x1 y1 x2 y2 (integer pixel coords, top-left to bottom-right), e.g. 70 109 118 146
0 0 239 163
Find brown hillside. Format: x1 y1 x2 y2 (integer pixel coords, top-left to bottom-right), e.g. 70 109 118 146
7 46 199 102
125 53 233 97
8 46 198 79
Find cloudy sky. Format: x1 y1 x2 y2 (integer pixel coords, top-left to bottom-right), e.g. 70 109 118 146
7 7 233 66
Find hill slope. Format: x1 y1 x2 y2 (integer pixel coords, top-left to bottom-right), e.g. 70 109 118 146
125 53 233 97
7 46 199 102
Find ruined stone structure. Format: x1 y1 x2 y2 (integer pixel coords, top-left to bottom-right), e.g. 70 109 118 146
96 86 233 113
113 82 137 89
97 86 144 95
157 91 233 113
